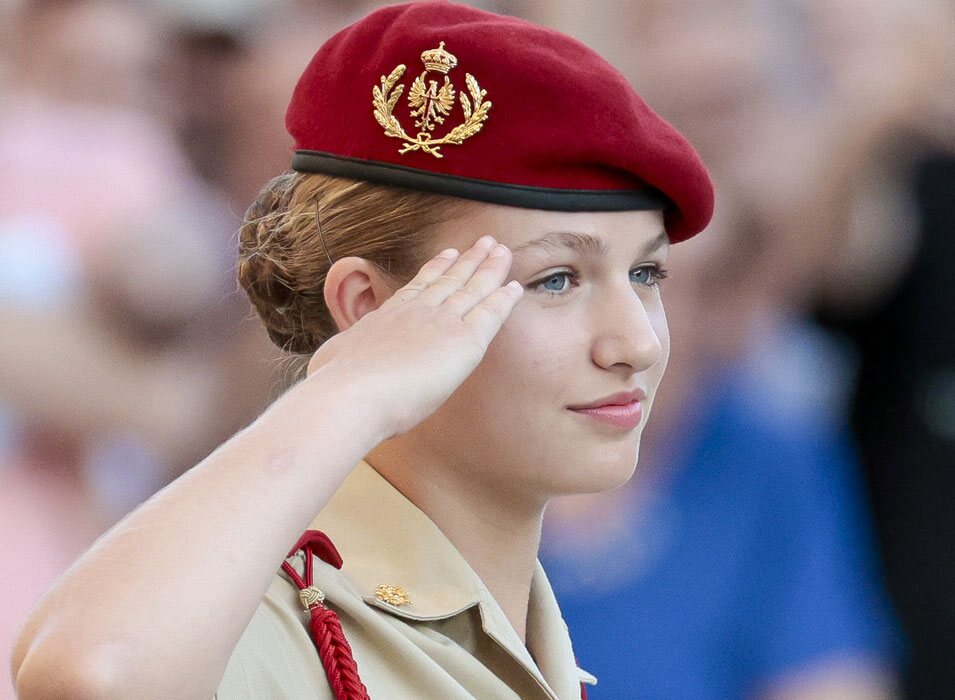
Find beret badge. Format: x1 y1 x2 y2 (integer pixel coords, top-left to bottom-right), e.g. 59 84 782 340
372 41 492 159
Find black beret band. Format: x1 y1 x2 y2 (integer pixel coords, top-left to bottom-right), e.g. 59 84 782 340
292 151 671 213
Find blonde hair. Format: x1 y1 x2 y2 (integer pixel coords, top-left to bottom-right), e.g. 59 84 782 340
237 172 472 358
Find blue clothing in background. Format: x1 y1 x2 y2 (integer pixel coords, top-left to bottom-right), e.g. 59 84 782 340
543 322 903 699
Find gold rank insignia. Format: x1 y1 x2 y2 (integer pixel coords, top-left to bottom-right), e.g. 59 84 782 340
374 583 412 606
373 41 492 158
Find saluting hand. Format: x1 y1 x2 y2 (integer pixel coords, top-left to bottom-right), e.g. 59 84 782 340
303 235 522 441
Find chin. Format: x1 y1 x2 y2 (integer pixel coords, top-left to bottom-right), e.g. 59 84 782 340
547 440 642 496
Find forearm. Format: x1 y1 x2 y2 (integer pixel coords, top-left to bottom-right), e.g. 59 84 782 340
12 366 382 700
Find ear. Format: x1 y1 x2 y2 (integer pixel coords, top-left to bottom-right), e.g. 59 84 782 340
323 257 396 332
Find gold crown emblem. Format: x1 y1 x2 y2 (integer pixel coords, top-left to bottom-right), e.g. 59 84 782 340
420 41 457 74
372 41 491 159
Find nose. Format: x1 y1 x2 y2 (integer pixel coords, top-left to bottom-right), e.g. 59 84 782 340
589 284 664 374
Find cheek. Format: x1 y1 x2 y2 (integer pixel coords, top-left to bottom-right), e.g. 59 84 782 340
646 302 671 400
470 309 580 401
653 303 671 364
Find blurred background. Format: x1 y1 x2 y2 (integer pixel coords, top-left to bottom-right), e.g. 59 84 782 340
1 1 953 698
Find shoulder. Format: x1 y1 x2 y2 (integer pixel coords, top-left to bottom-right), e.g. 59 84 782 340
216 573 336 700
215 553 429 700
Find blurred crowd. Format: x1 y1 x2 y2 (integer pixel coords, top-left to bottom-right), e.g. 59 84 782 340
1 1 953 698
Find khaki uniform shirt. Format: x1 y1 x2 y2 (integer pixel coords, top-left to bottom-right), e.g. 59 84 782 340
216 460 597 699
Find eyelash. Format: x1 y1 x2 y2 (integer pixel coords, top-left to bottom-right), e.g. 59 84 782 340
529 264 669 296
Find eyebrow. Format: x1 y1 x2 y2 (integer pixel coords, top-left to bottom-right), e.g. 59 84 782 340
511 228 669 259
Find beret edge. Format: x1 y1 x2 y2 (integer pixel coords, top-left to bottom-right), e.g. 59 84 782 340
292 150 672 214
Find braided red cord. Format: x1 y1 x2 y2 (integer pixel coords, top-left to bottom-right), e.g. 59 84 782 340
282 532 370 700
307 604 370 700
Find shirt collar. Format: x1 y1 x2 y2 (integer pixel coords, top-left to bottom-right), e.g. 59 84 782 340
307 459 594 699
309 459 484 618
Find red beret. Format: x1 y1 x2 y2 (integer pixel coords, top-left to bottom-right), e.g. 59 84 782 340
286 1 714 243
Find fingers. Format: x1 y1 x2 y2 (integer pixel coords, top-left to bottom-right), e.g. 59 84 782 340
386 247 462 306
442 242 515 316
462 280 524 340
386 235 519 320
418 235 505 307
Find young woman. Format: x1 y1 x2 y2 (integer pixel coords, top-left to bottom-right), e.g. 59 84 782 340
11 3 713 699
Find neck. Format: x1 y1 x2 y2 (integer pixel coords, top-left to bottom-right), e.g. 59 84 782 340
367 440 544 644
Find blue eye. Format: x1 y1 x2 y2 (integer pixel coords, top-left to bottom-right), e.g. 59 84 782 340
632 264 669 288
536 272 573 294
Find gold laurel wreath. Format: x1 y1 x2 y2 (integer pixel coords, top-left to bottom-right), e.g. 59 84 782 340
372 64 492 158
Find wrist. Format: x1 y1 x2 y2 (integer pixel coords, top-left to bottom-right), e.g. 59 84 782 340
268 361 390 458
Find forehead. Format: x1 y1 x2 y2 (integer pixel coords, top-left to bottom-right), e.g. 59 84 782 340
435 203 667 254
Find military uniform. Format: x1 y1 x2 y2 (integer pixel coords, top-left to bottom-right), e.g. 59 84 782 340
216 460 597 699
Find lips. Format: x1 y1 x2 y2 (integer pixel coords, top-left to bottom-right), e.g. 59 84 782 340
566 388 648 431
567 388 647 410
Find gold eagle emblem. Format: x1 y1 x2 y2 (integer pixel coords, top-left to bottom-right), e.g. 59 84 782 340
373 41 492 158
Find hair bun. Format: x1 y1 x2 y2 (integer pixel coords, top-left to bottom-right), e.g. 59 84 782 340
237 172 323 354
237 171 469 358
